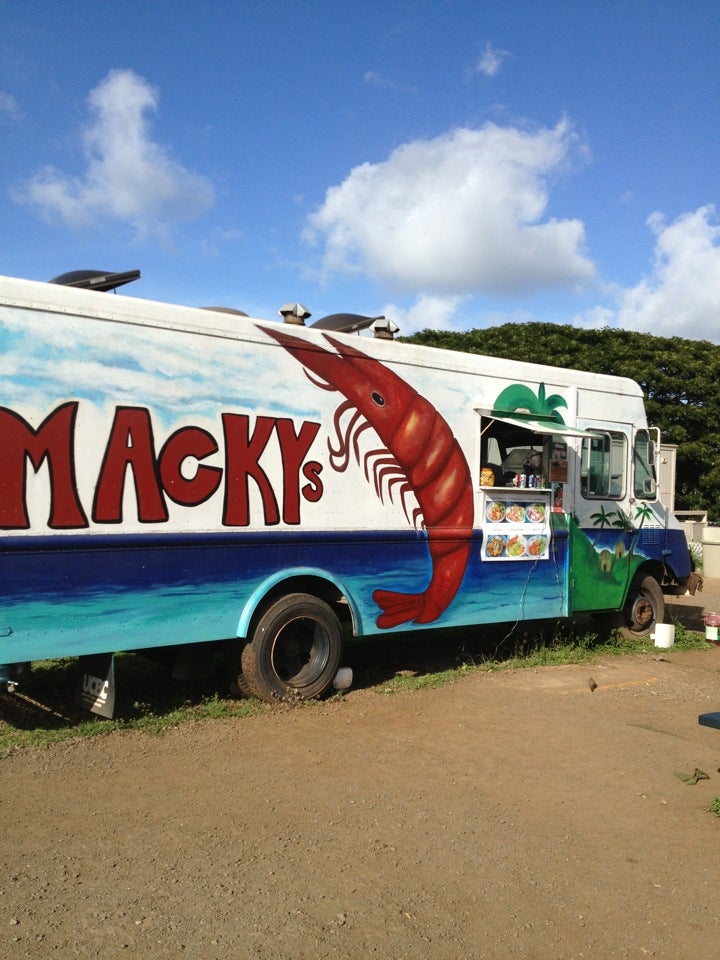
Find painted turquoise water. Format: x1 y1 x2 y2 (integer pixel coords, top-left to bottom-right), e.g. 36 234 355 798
0 535 568 667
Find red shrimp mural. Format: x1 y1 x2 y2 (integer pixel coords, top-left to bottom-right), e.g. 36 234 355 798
259 325 474 628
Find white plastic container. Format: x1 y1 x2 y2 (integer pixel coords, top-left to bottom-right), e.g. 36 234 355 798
651 623 675 648
332 667 353 691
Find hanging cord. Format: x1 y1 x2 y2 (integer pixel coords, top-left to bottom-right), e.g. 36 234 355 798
494 528 566 655
496 557 541 651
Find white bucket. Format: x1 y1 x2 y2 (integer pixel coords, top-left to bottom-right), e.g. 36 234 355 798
332 667 353 691
651 623 675 648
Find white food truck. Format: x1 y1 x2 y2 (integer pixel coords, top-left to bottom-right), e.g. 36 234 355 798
0 272 692 712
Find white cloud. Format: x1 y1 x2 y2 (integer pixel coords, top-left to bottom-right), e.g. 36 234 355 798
0 91 20 120
475 41 509 78
200 226 245 257
576 206 720 341
304 119 595 298
381 294 468 335
14 69 214 238
363 71 416 94
574 304 615 330
364 70 394 89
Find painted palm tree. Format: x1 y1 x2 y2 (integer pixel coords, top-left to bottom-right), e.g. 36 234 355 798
634 504 655 524
492 382 568 424
628 503 655 558
589 504 615 544
610 508 632 530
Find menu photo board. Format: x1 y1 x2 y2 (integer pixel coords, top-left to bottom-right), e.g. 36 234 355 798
481 490 552 562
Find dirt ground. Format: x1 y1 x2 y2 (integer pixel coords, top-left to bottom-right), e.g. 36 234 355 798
2 582 720 960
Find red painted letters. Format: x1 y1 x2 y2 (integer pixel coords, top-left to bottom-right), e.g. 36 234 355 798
0 403 88 529
0 403 324 530
93 408 169 524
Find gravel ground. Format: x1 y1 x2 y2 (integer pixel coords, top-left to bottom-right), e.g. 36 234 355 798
666 573 720 631
2 586 720 959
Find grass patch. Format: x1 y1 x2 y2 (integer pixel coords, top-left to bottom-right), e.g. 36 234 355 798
346 615 708 694
0 618 709 754
709 797 720 818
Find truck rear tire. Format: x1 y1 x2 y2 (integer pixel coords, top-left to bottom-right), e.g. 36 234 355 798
615 574 664 640
242 593 343 702
223 639 258 698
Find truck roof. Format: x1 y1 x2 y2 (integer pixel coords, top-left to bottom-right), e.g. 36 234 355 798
0 273 644 400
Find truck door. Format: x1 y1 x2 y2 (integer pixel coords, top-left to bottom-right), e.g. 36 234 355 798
571 425 634 612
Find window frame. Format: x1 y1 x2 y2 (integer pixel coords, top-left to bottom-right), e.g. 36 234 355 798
633 428 658 501
580 430 627 501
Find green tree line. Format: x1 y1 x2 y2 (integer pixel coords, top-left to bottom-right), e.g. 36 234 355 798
403 323 720 519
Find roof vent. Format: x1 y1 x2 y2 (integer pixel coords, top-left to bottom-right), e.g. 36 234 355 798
279 302 311 325
49 269 141 292
201 306 249 317
311 313 378 334
371 317 399 340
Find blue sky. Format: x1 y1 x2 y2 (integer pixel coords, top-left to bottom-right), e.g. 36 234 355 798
2 0 718 340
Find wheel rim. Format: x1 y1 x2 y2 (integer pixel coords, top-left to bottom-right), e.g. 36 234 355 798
270 615 331 689
627 592 655 632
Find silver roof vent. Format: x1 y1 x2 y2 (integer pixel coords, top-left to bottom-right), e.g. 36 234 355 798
371 317 399 340
279 302 311 325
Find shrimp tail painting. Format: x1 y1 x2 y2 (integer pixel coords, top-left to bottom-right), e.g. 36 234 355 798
259 325 475 628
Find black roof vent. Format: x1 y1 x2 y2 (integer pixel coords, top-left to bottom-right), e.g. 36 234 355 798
311 312 379 334
201 306 249 317
49 269 141 292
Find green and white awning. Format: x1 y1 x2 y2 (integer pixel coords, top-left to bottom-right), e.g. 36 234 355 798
477 410 604 438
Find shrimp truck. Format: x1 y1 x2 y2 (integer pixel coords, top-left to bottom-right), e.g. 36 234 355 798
0 272 692 713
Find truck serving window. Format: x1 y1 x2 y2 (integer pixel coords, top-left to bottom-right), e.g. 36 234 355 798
581 431 626 500
479 416 544 487
633 429 657 500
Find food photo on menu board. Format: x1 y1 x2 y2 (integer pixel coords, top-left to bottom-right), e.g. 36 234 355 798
482 496 550 562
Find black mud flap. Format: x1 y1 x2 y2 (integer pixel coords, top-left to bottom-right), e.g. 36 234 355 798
77 653 116 718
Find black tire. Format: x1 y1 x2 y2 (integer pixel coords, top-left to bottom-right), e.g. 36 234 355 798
222 639 258 698
242 593 343 702
615 574 664 640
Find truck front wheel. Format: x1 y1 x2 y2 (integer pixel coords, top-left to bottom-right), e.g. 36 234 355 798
242 593 343 702
615 574 664 640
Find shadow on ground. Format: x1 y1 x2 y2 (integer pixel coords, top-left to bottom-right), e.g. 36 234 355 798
665 575 720 632
0 618 601 734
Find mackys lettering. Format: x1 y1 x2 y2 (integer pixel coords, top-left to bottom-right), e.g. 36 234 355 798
0 402 324 530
